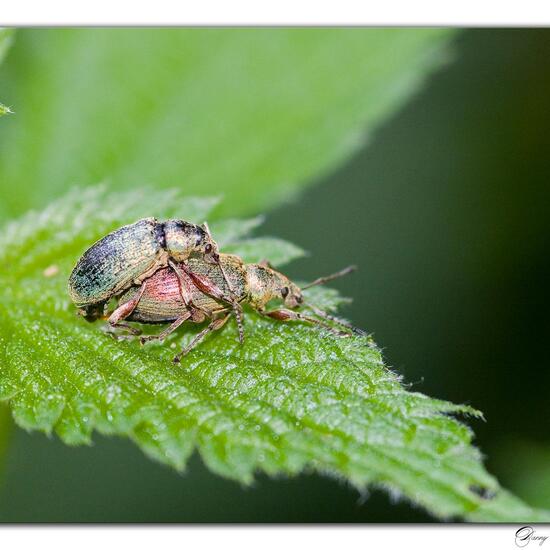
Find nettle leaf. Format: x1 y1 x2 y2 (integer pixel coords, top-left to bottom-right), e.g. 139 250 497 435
0 28 454 218
0 188 548 522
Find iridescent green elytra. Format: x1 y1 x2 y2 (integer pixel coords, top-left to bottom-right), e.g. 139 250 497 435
68 218 219 318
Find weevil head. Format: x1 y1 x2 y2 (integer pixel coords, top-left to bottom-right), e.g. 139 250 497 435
163 220 219 263
280 280 304 308
245 264 303 309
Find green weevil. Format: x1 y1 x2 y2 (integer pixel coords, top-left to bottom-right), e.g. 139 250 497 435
68 218 230 321
114 253 363 362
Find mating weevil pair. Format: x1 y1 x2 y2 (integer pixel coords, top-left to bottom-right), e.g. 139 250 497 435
68 217 364 362
68 218 221 320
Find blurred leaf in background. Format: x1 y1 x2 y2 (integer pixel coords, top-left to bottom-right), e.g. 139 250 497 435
0 28 14 117
0 28 453 219
495 441 550 510
0 28 13 62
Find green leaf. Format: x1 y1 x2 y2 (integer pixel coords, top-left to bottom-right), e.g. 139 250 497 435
0 28 454 219
0 26 15 482
0 404 12 475
225 237 306 267
0 187 547 522
0 28 14 118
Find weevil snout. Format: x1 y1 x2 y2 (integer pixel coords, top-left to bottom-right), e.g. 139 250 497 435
281 282 303 308
203 243 220 265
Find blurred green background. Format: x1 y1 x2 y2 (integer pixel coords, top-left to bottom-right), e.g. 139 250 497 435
0 28 549 521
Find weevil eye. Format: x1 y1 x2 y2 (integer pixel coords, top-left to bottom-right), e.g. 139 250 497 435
281 286 289 298
205 243 213 254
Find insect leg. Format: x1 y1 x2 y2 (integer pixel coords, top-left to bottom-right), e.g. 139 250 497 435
262 308 350 338
202 222 237 300
139 311 192 345
106 322 142 338
173 314 231 363
233 302 245 344
180 265 245 344
107 281 149 336
168 259 195 308
180 264 228 301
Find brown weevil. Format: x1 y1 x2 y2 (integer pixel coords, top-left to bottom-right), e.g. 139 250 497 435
68 218 230 322
114 253 363 362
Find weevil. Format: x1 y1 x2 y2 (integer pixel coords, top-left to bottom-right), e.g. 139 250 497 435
113 253 363 363
68 218 239 323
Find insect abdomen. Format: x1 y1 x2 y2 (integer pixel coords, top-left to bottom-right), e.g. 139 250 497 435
123 267 187 323
122 265 229 323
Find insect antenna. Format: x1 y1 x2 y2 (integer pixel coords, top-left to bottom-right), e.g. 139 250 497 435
301 265 365 336
305 302 366 336
301 265 357 289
